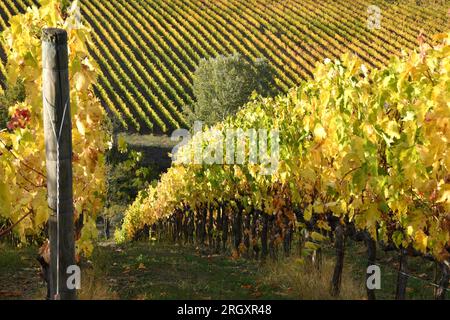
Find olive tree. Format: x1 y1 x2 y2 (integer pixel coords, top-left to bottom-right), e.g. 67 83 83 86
185 54 276 126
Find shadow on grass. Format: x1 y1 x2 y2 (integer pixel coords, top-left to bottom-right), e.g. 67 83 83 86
1 239 441 300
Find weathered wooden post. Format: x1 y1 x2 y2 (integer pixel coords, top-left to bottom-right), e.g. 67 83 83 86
42 28 76 300
435 261 449 300
331 224 345 296
395 249 408 300
364 232 377 300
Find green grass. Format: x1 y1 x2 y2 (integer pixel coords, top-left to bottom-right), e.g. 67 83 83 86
91 241 294 300
121 134 178 149
0 243 44 299
0 240 444 300
330 240 438 300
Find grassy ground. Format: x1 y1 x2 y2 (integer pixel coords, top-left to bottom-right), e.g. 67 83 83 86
0 243 44 299
330 240 438 300
93 242 280 300
121 134 177 149
0 240 364 300
82 241 365 300
0 239 444 300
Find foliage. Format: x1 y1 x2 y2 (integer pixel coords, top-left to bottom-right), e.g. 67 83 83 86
119 31 450 262
0 0 107 255
0 104 5 129
186 54 275 126
104 134 151 224
2 0 446 132
0 81 25 129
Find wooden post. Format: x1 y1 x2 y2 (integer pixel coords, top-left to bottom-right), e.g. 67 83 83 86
435 261 449 300
331 224 345 296
233 208 242 254
42 28 76 300
261 213 268 260
364 232 377 300
222 210 228 251
395 249 408 300
243 212 251 258
251 210 260 259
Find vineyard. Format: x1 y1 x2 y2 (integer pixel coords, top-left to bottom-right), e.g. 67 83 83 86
0 0 450 303
1 0 449 133
117 31 450 299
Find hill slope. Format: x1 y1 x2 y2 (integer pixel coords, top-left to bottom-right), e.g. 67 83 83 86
1 0 449 133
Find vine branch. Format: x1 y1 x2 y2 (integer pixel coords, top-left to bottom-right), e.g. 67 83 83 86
0 209 34 239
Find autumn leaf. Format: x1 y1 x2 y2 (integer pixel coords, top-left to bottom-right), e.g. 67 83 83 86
138 263 146 270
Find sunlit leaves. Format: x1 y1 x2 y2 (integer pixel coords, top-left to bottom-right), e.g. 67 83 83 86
0 182 11 218
0 0 106 254
119 31 450 261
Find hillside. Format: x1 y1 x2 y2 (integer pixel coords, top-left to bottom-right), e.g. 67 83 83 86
0 0 449 133
0 0 449 303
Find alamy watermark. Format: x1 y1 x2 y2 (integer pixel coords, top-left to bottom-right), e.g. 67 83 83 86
367 5 382 30
66 1 83 30
170 121 280 175
67 265 81 290
367 265 381 290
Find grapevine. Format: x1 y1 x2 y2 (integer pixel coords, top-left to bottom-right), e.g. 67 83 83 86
0 0 107 256
119 32 450 265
